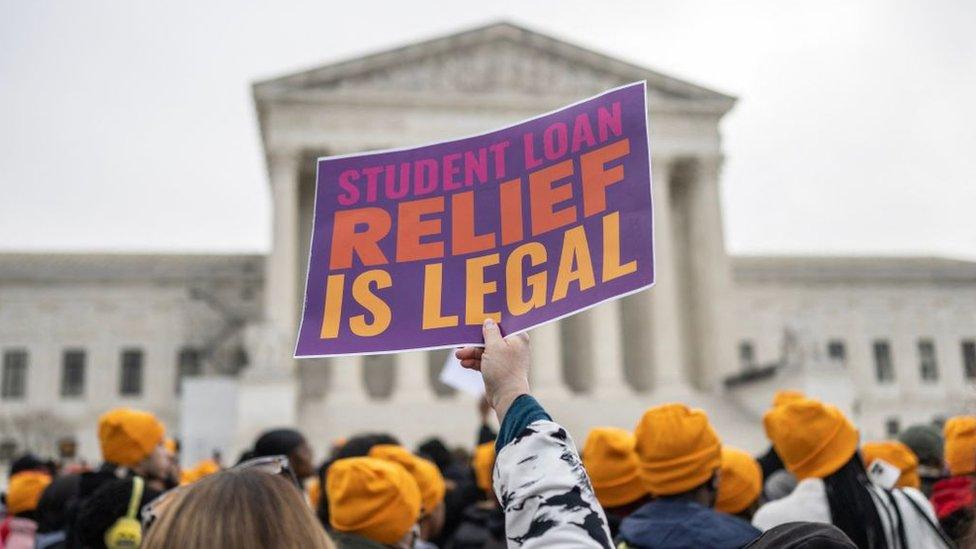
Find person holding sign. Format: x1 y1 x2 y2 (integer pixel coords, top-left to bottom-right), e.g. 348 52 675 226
455 319 613 548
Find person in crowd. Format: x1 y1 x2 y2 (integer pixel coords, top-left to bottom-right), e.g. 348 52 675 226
456 319 613 548
744 522 857 549
326 456 421 548
928 415 976 546
448 442 505 549
34 407 168 549
756 391 804 481
754 397 952 548
616 403 760 549
315 433 402 530
1 470 52 549
930 473 975 546
417 433 482 546
142 468 334 548
34 472 79 549
8 453 55 478
716 447 764 522
250 428 316 481
368 445 447 547
861 440 921 489
73 478 161 549
899 424 945 497
581 427 651 537
943 415 975 482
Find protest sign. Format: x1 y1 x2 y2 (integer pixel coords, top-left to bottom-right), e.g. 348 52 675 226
295 81 654 357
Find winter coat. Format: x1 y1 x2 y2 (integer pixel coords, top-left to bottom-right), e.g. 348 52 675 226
752 477 952 548
616 500 761 549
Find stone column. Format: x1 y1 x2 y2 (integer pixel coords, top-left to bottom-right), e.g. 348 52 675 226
589 300 630 396
329 355 368 402
264 151 301 362
682 156 735 390
530 322 568 399
647 156 688 389
393 351 435 402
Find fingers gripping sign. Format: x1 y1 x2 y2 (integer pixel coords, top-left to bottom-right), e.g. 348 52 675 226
455 319 531 422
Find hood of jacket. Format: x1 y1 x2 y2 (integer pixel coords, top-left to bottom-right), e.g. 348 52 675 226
618 499 760 549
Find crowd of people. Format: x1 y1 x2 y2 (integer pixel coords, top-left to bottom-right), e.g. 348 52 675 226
1 318 974 548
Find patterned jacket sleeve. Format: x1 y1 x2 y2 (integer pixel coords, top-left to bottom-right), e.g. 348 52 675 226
493 418 614 548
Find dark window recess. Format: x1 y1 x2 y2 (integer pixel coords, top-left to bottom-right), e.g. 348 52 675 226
827 340 847 365
61 349 86 397
120 349 144 396
1 350 28 399
873 340 895 383
962 340 976 381
917 339 939 382
176 348 202 394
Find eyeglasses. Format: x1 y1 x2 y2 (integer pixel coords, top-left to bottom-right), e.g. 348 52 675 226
140 454 301 531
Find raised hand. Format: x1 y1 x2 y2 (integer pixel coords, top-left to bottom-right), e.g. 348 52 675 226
455 319 531 422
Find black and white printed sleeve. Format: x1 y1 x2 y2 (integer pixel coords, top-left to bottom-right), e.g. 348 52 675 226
493 404 613 548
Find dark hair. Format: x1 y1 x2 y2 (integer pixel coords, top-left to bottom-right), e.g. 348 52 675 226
253 428 307 459
75 478 161 549
332 433 399 460
823 455 887 548
417 438 453 473
9 453 49 476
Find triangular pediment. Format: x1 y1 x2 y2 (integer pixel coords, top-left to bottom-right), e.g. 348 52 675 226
254 22 734 107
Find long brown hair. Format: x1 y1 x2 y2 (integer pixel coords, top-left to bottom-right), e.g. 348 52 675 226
142 468 334 549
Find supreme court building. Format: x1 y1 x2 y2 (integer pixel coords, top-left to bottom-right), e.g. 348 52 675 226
2 23 975 462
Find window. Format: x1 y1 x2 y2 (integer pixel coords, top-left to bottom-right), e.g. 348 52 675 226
827 340 847 365
962 340 976 381
175 347 202 394
1 350 28 399
885 417 901 437
61 349 86 397
873 340 895 383
917 339 939 382
738 341 755 371
119 349 144 396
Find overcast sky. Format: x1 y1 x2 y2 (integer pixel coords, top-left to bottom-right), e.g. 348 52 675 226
2 0 974 258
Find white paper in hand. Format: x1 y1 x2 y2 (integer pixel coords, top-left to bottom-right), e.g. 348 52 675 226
439 352 485 397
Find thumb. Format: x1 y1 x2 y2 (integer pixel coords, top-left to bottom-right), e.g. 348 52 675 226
482 318 502 346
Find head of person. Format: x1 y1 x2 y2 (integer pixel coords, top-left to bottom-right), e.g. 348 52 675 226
633 403 722 506
417 437 453 473
98 408 168 481
472 441 496 500
252 428 315 480
8 453 51 477
861 440 920 489
944 416 976 478
716 447 763 520
333 433 401 460
898 424 944 470
142 468 332 549
5 470 52 520
369 445 447 541
582 427 649 514
764 397 884 548
327 457 421 548
75 477 161 549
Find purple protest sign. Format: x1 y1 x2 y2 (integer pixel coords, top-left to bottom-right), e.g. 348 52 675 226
295 82 654 357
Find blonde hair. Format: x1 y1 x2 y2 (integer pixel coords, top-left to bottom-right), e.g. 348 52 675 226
142 468 334 549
